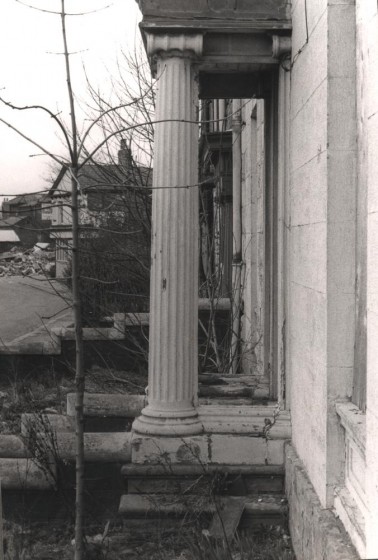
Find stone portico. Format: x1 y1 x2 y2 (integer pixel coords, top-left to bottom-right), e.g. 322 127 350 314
130 1 291 463
125 1 378 559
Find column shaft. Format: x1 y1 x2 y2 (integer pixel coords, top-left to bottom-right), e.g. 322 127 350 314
133 52 202 436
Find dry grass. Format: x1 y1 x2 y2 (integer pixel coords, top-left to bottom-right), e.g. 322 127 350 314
3 521 295 560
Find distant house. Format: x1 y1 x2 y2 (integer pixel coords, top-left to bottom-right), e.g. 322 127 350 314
46 140 152 277
0 221 21 253
1 192 51 246
0 215 42 252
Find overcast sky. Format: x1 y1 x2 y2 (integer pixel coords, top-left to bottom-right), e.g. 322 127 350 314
0 0 142 201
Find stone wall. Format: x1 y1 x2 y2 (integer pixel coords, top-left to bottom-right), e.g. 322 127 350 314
289 0 329 505
288 0 356 507
356 1 378 556
285 443 358 560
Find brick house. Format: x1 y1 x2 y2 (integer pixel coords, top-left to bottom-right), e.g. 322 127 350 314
45 140 151 278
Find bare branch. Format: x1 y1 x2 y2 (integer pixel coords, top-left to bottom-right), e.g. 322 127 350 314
0 118 69 166
0 95 73 158
15 0 113 16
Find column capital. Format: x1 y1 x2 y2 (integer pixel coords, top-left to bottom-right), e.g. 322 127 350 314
145 32 203 59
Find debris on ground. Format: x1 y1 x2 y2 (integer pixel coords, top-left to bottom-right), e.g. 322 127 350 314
0 244 55 277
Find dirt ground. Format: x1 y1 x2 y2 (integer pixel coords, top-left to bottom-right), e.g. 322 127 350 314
4 520 295 559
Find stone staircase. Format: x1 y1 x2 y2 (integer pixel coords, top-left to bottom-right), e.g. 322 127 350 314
0 384 291 533
119 463 288 535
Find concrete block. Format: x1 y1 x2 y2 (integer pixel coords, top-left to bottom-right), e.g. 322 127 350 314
54 432 132 462
209 434 269 465
267 439 285 465
66 392 146 417
131 434 209 465
21 413 75 436
0 458 55 489
0 435 30 458
198 405 291 438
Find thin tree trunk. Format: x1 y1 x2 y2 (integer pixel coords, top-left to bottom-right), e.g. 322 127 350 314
0 479 3 560
230 99 243 374
60 1 85 557
71 167 85 559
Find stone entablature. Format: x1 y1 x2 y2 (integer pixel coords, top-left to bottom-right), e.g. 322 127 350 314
137 2 291 96
136 0 291 30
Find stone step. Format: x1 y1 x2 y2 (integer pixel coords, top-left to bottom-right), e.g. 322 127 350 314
66 393 146 417
0 458 56 489
0 431 132 464
122 463 284 495
65 393 286 429
119 493 288 530
21 412 132 435
66 392 275 420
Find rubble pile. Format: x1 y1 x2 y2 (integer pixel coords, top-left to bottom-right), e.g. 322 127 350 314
0 245 55 278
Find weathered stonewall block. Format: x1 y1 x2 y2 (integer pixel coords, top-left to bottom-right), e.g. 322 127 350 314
0 458 55 489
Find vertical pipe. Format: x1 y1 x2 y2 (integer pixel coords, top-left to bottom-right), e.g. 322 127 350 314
230 99 243 374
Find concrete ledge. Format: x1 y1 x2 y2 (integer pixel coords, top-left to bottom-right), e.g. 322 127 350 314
53 432 132 462
336 401 366 457
285 443 359 560
114 313 150 330
122 463 284 495
0 458 55 489
18 432 132 463
132 432 286 466
119 493 286 517
0 430 131 463
198 406 291 437
121 463 284 477
52 326 124 341
0 340 60 355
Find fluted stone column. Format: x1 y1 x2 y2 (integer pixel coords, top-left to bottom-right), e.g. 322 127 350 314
133 34 203 437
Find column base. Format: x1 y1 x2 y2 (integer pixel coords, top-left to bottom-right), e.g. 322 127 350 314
132 405 203 437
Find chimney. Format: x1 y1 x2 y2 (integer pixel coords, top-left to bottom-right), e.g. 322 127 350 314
118 138 133 170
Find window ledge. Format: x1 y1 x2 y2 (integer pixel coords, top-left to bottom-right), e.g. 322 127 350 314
336 401 366 457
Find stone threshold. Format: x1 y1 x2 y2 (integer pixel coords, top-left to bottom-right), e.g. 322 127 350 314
119 493 287 517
